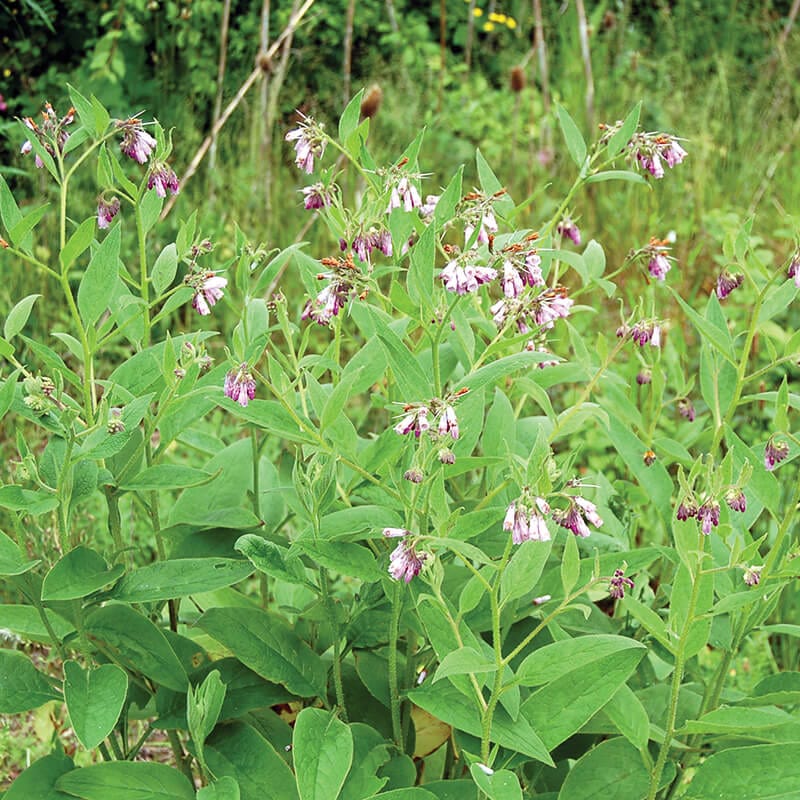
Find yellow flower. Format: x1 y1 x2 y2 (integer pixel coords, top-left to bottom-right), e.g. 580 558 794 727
489 12 507 23
506 16 517 29
2 68 11 78
472 7 483 16
482 21 495 31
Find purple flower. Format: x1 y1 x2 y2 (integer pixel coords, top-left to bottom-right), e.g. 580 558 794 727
438 448 456 465
788 254 800 288
574 496 603 527
388 539 427 582
372 229 393 257
631 320 662 348
421 194 440 217
523 250 545 286
302 282 348 326
383 527 411 538
301 183 332 210
716 270 744 300
636 369 652 385
609 567 635 600
438 405 459 440
697 500 720 535
439 257 497 295
676 499 698 521
502 261 525 298
553 495 602 538
285 114 327 173
764 438 789 471
533 287 573 329
557 217 581 246
677 397 695 422
660 138 688 167
404 468 424 484
394 406 430 438
117 118 157 164
725 488 746 513
637 151 664 178
503 497 551 544
191 272 228 316
97 197 120 229
352 234 373 263
224 363 256 407
387 176 422 213
147 163 179 197
743 565 762 587
648 252 671 281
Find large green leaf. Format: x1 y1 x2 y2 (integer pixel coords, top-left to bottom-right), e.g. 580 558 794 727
63 661 128 749
469 765 522 800
41 546 124 601
519 645 647 750
453 352 552 394
0 604 75 644
56 762 194 800
684 743 800 799
197 607 327 698
235 535 308 585
556 737 649 800
293 708 354 800
197 778 241 800
77 223 121 326
119 464 216 491
84 604 188 692
109 558 253 602
205 722 298 800
366 307 430 399
339 723 390 800
556 105 587 169
0 649 60 713
4 753 75 800
0 528 40 575
4 293 41 340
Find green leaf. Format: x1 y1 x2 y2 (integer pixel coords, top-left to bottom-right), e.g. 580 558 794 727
368 307 431 399
556 737 649 800
433 166 464 228
339 723 390 800
606 102 642 156
603 683 650 750
0 604 75 644
433 647 497 682
585 170 648 186
0 176 24 244
680 705 793 735
292 540 382 582
151 243 179 296
621 595 673 652
225 399 316 445
77 223 121 326
684 743 800 799
4 293 41 340
56 762 195 800
453 351 552 394
0 485 59 515
84 604 188 692
63 661 128 749
0 649 61 712
205 722 298 800
188 669 227 770
476 150 514 215
197 778 241 800
197 607 328 698
293 708 354 800
4 752 75 800
407 221 437 309
557 105 587 169
519 645 647 750
560 533 580 594
500 539 552 604
339 89 365 143
469 766 522 800
119 464 216 491
9 203 49 247
42 546 124 601
109 558 253 602
517 635 646 687
669 288 735 363
408 682 552 765
68 84 94 130
0 528 41 575
235 535 307 585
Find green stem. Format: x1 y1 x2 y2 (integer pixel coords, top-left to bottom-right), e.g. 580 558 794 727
388 581 403 746
251 428 261 519
320 568 348 720
135 205 151 347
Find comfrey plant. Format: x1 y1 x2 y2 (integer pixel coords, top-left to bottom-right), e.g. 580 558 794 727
1 89 800 800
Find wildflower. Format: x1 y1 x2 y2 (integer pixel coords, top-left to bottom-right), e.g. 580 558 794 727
677 397 695 422
503 497 551 544
723 488 746 513
301 182 332 210
609 567 635 600
190 272 228 316
764 437 789 471
533 287 573 329
616 324 630 339
387 176 422 213
439 256 497 295
285 113 327 173
404 468 424 484
438 405 459 440
636 368 652 385
661 138 688 167
697 500 720 535
372 229 393 257
148 163 179 197
420 194 440 218
627 131 687 179
676 498 698 521
502 260 525 298
388 539 427 582
788 253 800 288
394 406 430 438
631 320 662 348
557 217 582 246
532 594 551 605
648 251 671 281
637 151 664 179
302 284 345 325
553 496 602 538
524 250 545 286
464 209 498 247
301 254 362 326
97 197 120 229
224 363 257 408
383 527 411 538
743 565 763 587
352 233 373 263
438 448 456 465
574 496 603 527
716 270 744 300
107 408 125 435
117 118 157 164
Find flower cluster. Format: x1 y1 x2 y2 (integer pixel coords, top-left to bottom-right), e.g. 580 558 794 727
643 237 673 282
764 437 789 471
716 270 744 300
117 117 158 164
627 131 687 179
148 163 180 198
677 487 746 535
223 363 257 407
186 270 228 316
552 495 604 538
609 567 635 600
302 253 366 326
387 174 423 214
503 496 551 544
285 113 327 173
440 251 497 295
492 286 574 334
301 182 334 210
460 190 501 246
20 103 75 167
97 197 121 230
743 565 763 587
621 319 663 348
557 216 581 246
499 238 545 298
383 528 429 583
394 390 468 445
788 252 800 288
344 228 393 262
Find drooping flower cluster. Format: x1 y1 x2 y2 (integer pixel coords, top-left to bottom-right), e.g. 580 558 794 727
788 252 800 288
716 270 744 300
552 495 604 539
387 175 423 213
609 567 635 599
147 162 180 198
491 286 574 335
345 228 393 262
503 496 551 544
394 390 468 444
764 437 789 471
627 319 663 348
223 363 257 407
20 103 75 167
677 485 746 535
301 253 365 326
285 112 327 173
677 397 696 422
461 190 501 246
117 117 158 164
626 130 687 179
743 565 763 587
440 250 497 295
383 528 429 583
643 237 673 282
301 182 334 210
97 197 121 229
557 216 582 246
499 238 545 298
186 270 228 316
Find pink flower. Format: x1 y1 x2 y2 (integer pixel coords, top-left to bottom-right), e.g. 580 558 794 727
503 497 551 544
553 496 602 538
421 194 440 217
631 320 662 348
557 217 581 246
118 119 157 164
716 270 744 300
97 197 120 229
439 258 497 295
437 405 459 440
697 500 720 535
661 139 687 167
764 438 789 471
637 151 664 178
574 496 603 527
636 369 652 385
191 273 228 315
523 250 545 286
302 283 348 326
388 540 427 582
648 252 671 281
148 163 179 197
224 364 256 407
383 527 411 538
533 288 573 329
301 183 332 210
677 397 695 422
285 114 327 174
502 261 524 298
743 565 762 586
676 499 698 521
725 488 746 513
609 568 635 599
788 254 800 288
394 406 430 438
